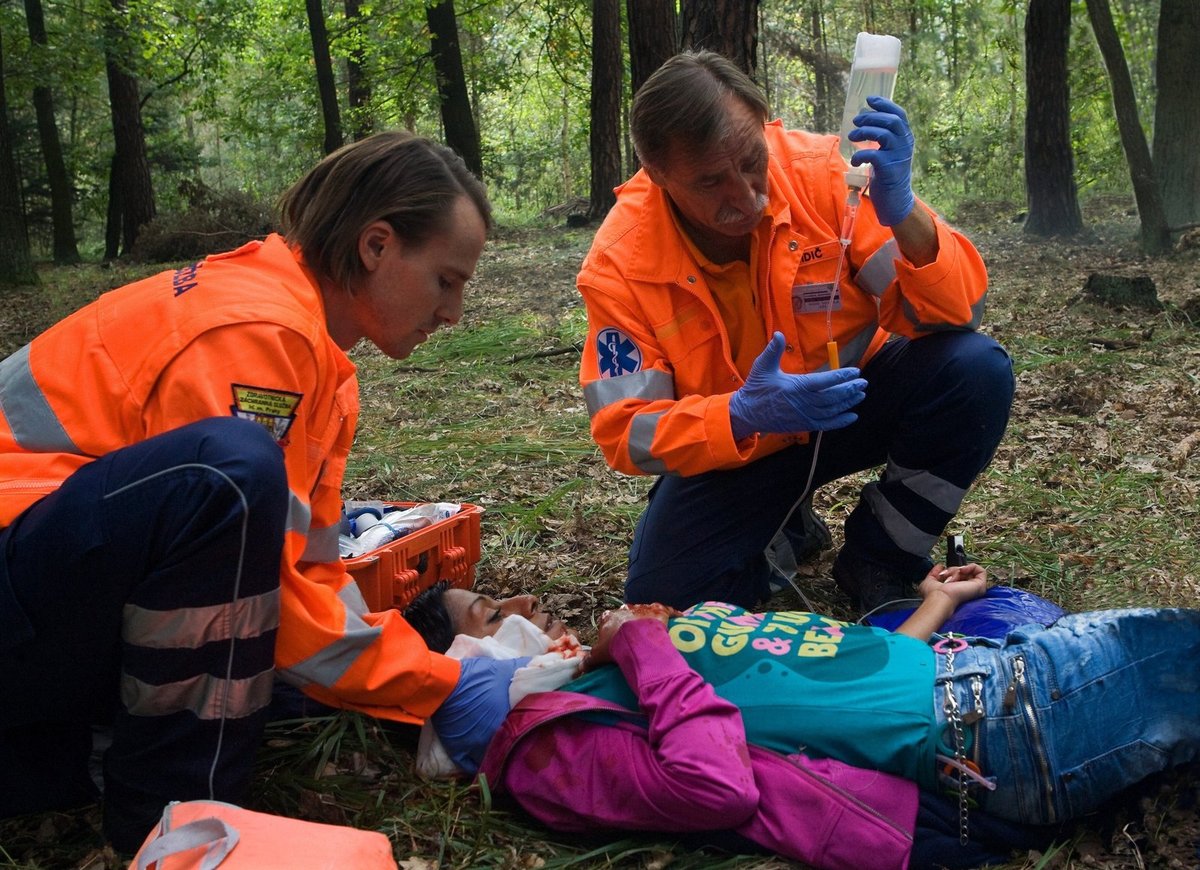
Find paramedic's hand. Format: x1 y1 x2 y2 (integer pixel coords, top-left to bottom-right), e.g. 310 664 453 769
729 332 866 440
431 655 530 775
848 96 915 227
581 604 679 673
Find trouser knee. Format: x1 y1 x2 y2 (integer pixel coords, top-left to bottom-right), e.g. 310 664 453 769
173 417 289 516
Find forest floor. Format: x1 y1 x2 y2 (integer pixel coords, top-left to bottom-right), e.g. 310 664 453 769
1 199 1198 869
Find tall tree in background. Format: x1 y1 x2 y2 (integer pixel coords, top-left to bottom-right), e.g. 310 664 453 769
588 0 622 220
427 0 482 178
24 0 79 264
626 0 677 172
306 0 343 154
1153 0 1199 230
627 0 677 97
680 0 759 76
1023 0 1082 238
345 0 372 140
1083 0 1169 253
104 0 156 258
0 29 37 285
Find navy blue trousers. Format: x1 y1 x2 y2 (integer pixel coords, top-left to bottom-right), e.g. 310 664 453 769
627 332 1014 609
0 418 287 850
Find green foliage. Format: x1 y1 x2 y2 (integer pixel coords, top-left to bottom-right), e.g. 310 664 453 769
3 0 1168 251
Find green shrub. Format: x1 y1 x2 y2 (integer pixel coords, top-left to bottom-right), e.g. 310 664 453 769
130 184 275 263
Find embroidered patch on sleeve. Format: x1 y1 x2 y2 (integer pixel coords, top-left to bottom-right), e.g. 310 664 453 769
596 327 643 378
230 384 302 442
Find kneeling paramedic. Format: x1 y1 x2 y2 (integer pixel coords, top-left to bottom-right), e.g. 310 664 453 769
0 132 520 851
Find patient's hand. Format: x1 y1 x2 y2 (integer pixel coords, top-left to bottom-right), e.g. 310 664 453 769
918 563 988 610
581 604 680 672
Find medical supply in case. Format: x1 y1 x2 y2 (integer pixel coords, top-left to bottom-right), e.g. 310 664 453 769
342 501 483 611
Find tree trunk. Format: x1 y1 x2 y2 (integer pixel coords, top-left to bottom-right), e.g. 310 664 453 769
1153 0 1200 231
306 0 343 154
680 0 759 78
627 0 677 97
24 0 79 265
427 0 482 178
810 3 835 136
345 0 371 140
588 0 622 220
0 29 38 285
104 0 156 257
104 154 121 261
626 0 676 173
1023 0 1083 239
1083 0 1170 254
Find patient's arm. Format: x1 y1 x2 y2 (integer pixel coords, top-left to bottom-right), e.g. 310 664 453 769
499 618 760 832
895 563 988 641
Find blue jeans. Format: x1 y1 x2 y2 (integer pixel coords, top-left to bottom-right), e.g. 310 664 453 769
932 609 1200 825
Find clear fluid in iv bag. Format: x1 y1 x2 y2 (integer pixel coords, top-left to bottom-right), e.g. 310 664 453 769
837 67 898 164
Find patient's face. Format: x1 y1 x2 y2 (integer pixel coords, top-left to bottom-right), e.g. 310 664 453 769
444 588 571 641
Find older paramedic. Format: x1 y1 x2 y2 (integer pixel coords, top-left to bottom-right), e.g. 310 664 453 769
577 50 1014 613
0 132 521 850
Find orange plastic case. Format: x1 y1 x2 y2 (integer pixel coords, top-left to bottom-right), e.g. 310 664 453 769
343 503 483 612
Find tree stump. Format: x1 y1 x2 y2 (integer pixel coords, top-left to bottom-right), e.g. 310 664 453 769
1083 274 1161 310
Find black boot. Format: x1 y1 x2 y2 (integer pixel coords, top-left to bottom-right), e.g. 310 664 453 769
832 548 919 616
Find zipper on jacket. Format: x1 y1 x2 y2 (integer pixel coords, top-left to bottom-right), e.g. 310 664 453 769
0 478 60 493
1010 654 1056 824
788 754 914 843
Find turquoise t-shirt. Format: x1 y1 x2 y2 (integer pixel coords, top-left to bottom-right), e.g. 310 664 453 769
563 602 939 788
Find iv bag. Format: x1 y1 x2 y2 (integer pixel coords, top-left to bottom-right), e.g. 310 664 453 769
837 32 902 165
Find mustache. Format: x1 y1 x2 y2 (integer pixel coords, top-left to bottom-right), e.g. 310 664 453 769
716 192 769 225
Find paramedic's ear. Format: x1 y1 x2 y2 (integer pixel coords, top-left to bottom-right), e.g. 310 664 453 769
357 221 395 275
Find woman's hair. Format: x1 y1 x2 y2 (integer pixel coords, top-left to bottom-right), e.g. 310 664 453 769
402 580 456 653
630 50 769 171
277 132 492 292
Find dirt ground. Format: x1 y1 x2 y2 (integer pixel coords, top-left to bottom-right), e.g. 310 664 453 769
1 199 1197 869
469 200 1200 870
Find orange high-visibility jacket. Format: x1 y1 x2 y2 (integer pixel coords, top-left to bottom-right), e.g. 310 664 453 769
579 122 989 478
0 234 458 722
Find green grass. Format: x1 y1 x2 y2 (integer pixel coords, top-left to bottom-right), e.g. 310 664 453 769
2 217 1198 869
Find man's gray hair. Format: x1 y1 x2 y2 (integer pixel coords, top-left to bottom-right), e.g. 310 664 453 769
630 50 769 171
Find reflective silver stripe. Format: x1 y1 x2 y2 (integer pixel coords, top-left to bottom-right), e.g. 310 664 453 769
300 520 340 563
277 605 382 689
584 369 675 417
837 323 879 370
885 459 967 515
286 491 311 536
854 239 899 298
122 588 280 650
902 293 986 334
0 344 81 453
121 667 274 720
628 410 668 475
862 482 939 557
338 580 370 617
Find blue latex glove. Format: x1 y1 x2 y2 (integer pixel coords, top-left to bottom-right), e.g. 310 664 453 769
728 332 867 440
431 655 530 775
847 95 915 227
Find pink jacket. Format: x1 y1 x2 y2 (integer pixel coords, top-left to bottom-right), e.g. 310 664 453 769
480 620 917 870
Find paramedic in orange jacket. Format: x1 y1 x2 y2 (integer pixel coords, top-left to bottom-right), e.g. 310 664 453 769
0 132 523 851
580 52 1014 614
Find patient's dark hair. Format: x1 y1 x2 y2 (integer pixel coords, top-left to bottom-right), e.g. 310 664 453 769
403 581 456 653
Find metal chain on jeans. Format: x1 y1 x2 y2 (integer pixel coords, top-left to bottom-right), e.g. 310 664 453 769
940 645 970 845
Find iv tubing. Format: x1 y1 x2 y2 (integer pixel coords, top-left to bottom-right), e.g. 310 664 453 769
764 179 866 606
